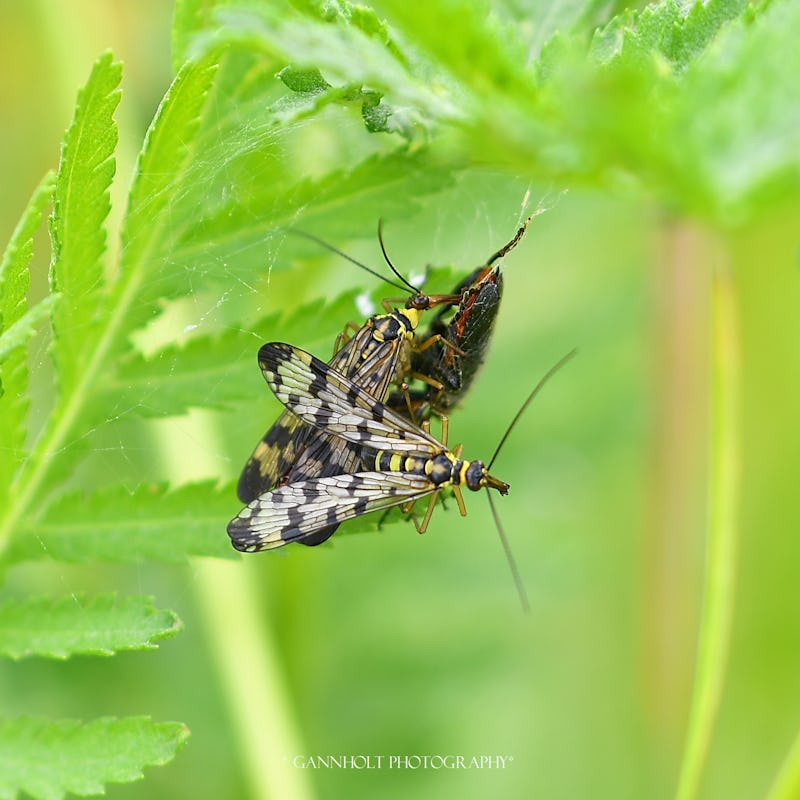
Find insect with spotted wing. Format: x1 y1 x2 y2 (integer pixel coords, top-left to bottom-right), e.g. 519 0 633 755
229 341 508 550
228 342 576 609
239 218 535 508
236 225 462 545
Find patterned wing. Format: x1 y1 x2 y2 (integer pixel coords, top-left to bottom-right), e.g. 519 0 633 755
227 471 435 550
281 316 416 483
236 411 309 502
259 342 444 455
237 321 404 503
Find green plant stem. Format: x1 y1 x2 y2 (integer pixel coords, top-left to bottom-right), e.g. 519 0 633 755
193 559 316 800
675 249 741 800
766 728 800 800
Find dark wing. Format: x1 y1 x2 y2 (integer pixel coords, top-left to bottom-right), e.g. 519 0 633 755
259 342 444 455
434 267 503 398
227 471 435 550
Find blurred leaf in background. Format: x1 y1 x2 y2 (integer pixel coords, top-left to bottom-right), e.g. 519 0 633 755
0 1 798 799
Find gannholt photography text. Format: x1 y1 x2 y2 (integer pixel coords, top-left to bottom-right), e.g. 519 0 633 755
288 754 513 770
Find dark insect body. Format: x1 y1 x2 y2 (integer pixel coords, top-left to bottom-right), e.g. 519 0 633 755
391 215 532 419
402 264 503 417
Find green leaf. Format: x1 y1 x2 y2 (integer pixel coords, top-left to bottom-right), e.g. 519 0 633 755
289 150 457 246
206 4 455 122
0 716 188 800
9 483 236 565
517 0 800 220
172 0 218 72
177 0 800 227
118 57 218 338
189 2 425 137
373 0 536 105
0 56 222 552
292 0 412 68
0 295 59 367
593 0 750 71
107 329 265 418
0 595 181 660
0 173 56 500
129 20 455 299
153 144 453 296
277 65 331 94
49 51 121 396
104 328 260 418
103 291 360 418
104 258 460 422
0 172 56 334
671 0 800 218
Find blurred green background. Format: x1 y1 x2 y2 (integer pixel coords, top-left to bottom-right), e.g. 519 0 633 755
1 2 799 799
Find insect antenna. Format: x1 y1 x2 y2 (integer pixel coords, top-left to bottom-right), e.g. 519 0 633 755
483 348 577 613
488 348 578 471
487 489 531 613
376 218 423 295
284 227 412 295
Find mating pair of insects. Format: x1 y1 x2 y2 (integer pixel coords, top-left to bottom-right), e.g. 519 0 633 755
228 218 570 607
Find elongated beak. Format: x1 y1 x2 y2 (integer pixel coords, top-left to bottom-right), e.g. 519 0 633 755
484 474 510 496
426 292 462 305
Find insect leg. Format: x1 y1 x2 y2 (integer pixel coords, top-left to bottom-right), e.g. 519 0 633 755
381 296 406 312
397 381 419 422
414 332 465 357
439 415 450 448
333 320 362 355
414 490 442 534
406 371 444 391
452 485 467 517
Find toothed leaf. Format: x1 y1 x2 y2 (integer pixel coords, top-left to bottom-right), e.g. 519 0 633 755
0 716 188 800
0 595 181 660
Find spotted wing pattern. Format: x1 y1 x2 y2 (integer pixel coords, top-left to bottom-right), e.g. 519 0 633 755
236 410 308 503
237 316 414 503
228 472 435 551
258 342 444 455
